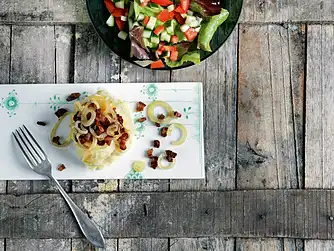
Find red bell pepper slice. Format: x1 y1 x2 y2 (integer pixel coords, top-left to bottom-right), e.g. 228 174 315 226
180 0 190 13
170 51 178 61
104 0 116 14
174 5 185 13
154 25 165 35
115 17 125 31
184 27 198 41
112 8 124 17
171 35 178 44
143 16 150 25
157 9 170 22
150 60 165 69
151 0 173 6
174 12 185 25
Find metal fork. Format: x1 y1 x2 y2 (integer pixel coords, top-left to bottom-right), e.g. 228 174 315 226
13 125 105 249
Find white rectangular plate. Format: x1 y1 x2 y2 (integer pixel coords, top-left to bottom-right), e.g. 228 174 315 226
0 83 204 180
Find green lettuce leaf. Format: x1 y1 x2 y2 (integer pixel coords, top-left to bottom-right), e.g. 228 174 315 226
198 9 229 52
134 0 163 18
165 50 200 68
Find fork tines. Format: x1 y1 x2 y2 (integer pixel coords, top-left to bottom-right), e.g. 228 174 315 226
13 125 47 168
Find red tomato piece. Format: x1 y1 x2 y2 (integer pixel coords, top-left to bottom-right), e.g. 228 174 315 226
151 0 173 6
174 5 185 13
157 9 170 22
154 25 165 35
150 60 165 69
104 0 116 14
168 11 175 19
171 35 178 44
184 27 198 41
163 46 176 51
115 17 125 31
174 12 185 24
180 0 190 13
143 16 150 25
112 8 124 17
170 51 178 61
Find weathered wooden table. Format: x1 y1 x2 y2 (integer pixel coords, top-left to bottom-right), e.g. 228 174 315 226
1 0 334 250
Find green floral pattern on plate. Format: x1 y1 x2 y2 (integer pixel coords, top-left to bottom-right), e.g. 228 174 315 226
126 169 144 179
140 83 158 100
133 112 146 139
48 91 88 111
1 90 19 117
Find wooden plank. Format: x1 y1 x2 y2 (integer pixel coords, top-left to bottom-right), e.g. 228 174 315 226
305 240 334 251
237 24 305 189
305 24 334 250
0 0 89 24
7 25 71 194
0 190 334 238
305 25 334 189
0 239 3 251
6 239 71 251
56 25 74 83
72 23 120 193
72 239 117 251
240 0 334 23
0 25 11 194
170 238 234 251
119 238 168 251
169 29 238 191
118 59 170 192
236 238 303 251
1 0 334 24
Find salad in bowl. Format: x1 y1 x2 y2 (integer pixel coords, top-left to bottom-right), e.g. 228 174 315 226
103 0 229 68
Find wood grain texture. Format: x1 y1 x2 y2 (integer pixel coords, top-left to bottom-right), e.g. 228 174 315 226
8 25 71 194
305 240 334 251
0 190 333 239
169 29 238 191
0 0 89 23
72 23 120 193
240 0 334 23
56 26 74 83
237 24 305 189
170 238 234 251
118 60 170 192
0 25 10 84
0 25 11 194
118 238 168 251
0 239 3 251
72 239 117 251
6 239 71 251
305 25 334 189
236 238 304 251
1 0 334 24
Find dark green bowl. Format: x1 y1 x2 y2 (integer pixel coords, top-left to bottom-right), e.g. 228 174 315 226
86 0 243 70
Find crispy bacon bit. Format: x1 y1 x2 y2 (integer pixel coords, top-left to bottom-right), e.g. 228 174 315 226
87 112 92 120
138 117 146 122
165 150 177 162
120 144 127 151
55 108 68 118
58 164 66 171
84 133 92 142
96 108 102 116
120 133 129 141
147 149 154 158
160 127 168 137
155 122 161 127
173 111 182 118
52 136 61 145
105 136 113 146
136 101 146 112
117 114 124 124
97 125 105 134
153 140 160 148
37 121 47 126
97 140 105 146
73 111 81 121
157 114 165 120
150 156 158 169
66 92 81 102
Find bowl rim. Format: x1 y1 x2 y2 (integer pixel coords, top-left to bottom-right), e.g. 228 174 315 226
86 0 244 71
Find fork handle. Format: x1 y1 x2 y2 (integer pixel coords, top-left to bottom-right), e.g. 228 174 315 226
49 175 105 248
